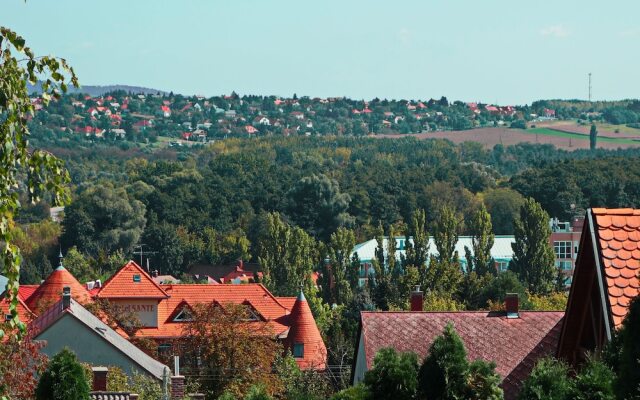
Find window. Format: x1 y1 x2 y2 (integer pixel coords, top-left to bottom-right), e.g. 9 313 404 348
133 274 141 282
4 314 12 322
358 278 367 287
557 261 573 271
173 308 192 322
293 343 304 358
553 241 572 259
158 343 172 358
497 262 509 272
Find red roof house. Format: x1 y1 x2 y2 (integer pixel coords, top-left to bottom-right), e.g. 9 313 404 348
352 297 563 400
284 291 327 370
25 265 91 313
558 208 640 365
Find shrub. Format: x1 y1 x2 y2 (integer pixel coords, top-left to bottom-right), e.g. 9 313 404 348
518 357 574 400
36 348 91 400
418 324 469 399
363 348 419 400
330 384 370 400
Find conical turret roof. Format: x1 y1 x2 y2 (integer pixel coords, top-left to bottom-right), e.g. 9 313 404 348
285 290 327 370
25 266 90 312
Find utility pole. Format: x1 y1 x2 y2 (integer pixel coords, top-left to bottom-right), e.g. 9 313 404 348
588 73 592 102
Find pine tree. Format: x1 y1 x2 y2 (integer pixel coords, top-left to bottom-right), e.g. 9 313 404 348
509 198 556 295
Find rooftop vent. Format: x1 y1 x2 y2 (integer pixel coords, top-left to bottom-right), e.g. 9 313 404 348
505 293 519 319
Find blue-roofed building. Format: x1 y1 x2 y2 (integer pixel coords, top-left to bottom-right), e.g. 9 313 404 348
350 236 516 286
0 274 8 294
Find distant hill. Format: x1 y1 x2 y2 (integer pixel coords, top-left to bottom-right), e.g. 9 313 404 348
27 82 168 97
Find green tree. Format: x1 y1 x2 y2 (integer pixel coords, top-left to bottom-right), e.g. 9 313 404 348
509 198 556 295
616 296 640 399
1 26 77 339
258 212 318 297
404 209 430 289
418 324 469 400
518 357 574 400
465 360 503 400
482 188 525 235
61 185 146 256
590 123 597 151
323 227 357 305
573 358 615 400
363 348 419 400
36 348 90 400
286 174 354 241
63 246 98 283
465 203 495 276
433 206 461 264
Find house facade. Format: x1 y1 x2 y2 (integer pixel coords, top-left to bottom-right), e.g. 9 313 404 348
350 236 516 286
2 260 327 371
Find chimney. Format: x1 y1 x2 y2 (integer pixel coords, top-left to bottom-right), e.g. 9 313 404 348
62 286 71 309
171 375 185 400
410 286 424 312
505 293 519 319
152 270 158 278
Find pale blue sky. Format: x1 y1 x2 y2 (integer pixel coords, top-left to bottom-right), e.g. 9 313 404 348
4 0 639 104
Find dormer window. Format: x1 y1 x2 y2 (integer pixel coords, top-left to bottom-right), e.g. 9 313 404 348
173 308 192 322
293 343 304 358
5 314 12 322
133 274 141 282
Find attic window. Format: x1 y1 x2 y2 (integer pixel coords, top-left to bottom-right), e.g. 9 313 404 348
4 314 12 322
173 308 192 322
242 306 261 322
133 274 141 283
293 343 304 358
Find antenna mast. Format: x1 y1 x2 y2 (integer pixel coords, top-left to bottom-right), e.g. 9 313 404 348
588 73 592 102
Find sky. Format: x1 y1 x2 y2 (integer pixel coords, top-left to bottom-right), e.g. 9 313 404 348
4 0 640 105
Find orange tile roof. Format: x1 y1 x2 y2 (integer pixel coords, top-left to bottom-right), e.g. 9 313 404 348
25 266 91 313
592 208 640 328
0 294 36 324
284 291 327 370
134 283 292 339
96 261 169 299
18 285 39 303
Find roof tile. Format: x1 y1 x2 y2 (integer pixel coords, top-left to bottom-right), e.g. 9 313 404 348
594 209 640 328
360 311 563 400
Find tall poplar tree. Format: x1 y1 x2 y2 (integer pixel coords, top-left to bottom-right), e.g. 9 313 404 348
509 198 556 295
590 123 598 151
465 203 495 276
324 227 356 305
405 209 430 286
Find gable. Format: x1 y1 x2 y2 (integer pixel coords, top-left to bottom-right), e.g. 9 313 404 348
97 261 169 299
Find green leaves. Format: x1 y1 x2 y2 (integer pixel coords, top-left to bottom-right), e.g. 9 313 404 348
0 25 77 339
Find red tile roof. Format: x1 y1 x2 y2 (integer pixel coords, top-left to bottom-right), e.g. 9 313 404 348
134 283 292 339
25 266 91 312
18 285 39 303
96 261 169 299
359 311 563 400
591 208 640 328
284 291 327 370
0 294 36 323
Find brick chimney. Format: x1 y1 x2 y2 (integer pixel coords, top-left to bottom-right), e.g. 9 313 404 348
92 367 108 391
505 293 519 319
410 286 424 312
62 286 71 309
171 375 185 400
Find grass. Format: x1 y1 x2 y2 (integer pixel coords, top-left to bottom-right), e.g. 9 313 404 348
523 127 639 145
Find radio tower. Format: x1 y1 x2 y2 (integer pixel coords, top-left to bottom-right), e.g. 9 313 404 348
588 73 592 102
